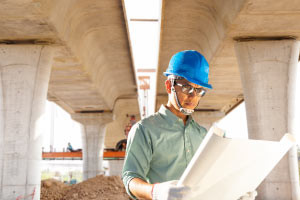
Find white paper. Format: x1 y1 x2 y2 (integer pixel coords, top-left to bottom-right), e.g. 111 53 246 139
177 128 296 200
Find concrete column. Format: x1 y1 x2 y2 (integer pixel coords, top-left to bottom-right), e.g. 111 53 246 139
0 45 54 200
234 39 300 200
71 112 113 180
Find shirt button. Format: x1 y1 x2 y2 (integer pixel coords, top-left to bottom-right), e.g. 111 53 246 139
187 149 190 153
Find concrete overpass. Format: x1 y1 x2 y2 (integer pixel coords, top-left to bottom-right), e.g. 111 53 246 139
0 0 299 199
0 1 138 199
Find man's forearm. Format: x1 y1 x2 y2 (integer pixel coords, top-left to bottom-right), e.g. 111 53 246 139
129 178 154 200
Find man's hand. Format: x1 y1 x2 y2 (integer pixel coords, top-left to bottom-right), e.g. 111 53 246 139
152 180 190 200
238 191 257 200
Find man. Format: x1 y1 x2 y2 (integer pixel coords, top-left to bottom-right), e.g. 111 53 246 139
67 142 74 152
122 50 256 200
67 142 82 152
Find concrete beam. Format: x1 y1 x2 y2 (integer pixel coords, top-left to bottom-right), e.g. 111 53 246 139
234 39 300 200
42 0 136 111
0 45 53 200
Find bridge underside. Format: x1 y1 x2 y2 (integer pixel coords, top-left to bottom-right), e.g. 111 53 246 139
0 0 299 199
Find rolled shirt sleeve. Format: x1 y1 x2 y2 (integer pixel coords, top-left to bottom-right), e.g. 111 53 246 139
122 123 153 199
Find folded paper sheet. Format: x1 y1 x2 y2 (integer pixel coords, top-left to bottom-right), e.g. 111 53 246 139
178 128 296 200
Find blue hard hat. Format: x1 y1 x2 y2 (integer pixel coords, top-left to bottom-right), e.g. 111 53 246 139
163 50 212 89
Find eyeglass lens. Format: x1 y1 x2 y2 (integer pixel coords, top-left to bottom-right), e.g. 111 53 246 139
177 83 206 96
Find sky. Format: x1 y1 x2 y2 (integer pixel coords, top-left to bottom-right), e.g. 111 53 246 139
42 101 82 152
123 0 161 116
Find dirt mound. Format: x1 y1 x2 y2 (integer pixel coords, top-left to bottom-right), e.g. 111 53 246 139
41 175 129 200
41 179 70 200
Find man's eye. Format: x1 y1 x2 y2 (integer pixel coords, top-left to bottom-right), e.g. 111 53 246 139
182 85 191 90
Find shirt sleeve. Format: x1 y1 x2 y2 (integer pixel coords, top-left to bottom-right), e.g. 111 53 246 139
122 123 153 199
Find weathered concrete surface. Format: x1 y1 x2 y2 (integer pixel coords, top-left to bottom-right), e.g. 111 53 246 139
0 45 53 200
0 0 137 113
71 112 114 181
42 0 136 112
0 1 60 43
235 39 300 200
107 160 125 176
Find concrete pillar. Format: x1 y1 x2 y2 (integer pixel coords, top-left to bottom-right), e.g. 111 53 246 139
234 39 300 200
107 160 125 176
0 45 54 200
71 112 114 180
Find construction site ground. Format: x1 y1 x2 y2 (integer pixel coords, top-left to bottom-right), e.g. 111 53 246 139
41 175 130 200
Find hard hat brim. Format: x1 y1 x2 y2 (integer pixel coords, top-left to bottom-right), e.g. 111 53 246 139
163 72 212 89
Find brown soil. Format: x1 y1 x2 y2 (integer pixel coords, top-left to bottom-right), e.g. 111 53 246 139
41 175 130 200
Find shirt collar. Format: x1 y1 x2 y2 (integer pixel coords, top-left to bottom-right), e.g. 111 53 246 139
158 105 193 126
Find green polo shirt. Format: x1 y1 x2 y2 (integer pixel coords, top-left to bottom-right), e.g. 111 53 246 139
122 105 207 198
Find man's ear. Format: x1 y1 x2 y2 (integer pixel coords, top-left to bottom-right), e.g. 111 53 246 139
165 79 172 94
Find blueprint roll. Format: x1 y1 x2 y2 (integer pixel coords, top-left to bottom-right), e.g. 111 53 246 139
177 129 296 200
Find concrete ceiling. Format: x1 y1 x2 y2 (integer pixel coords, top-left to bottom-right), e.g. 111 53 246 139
0 0 137 114
156 0 300 120
2 0 300 126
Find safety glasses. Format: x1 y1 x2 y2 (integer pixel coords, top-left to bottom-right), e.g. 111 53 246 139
175 82 206 97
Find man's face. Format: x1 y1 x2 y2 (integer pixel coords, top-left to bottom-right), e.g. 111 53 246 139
166 78 203 110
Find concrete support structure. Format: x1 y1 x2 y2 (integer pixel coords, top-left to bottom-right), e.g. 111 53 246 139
107 160 125 176
234 39 300 200
0 45 53 200
71 113 114 180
